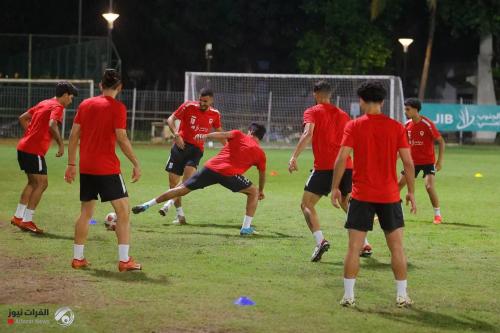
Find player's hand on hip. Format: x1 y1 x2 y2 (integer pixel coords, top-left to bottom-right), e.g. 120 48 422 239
406 192 417 214
131 166 141 183
331 188 342 208
435 161 442 171
175 136 185 150
258 191 265 200
56 145 64 157
64 166 76 184
288 157 298 173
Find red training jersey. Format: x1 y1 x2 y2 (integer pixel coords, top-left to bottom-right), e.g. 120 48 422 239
17 98 64 156
74 95 127 175
405 116 441 165
341 114 410 203
204 130 266 176
173 101 222 151
303 103 353 170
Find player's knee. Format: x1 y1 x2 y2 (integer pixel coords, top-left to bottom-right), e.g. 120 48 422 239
300 201 311 212
425 184 433 192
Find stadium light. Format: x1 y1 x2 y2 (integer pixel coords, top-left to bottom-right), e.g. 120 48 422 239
102 12 119 29
205 43 213 72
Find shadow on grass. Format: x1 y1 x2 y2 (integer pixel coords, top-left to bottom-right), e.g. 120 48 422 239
407 219 487 229
356 307 497 332
87 269 169 285
319 257 417 271
33 232 107 242
184 230 300 239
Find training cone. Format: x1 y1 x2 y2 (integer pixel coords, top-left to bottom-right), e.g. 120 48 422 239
234 296 255 306
89 219 97 225
474 173 483 178
269 170 278 176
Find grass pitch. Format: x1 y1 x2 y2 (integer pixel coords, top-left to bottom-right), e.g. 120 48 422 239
1 142 499 332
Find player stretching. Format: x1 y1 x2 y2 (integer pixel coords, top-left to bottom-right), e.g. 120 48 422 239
159 88 223 225
11 82 78 233
132 123 266 236
399 98 445 224
288 80 371 262
331 81 416 307
65 69 142 272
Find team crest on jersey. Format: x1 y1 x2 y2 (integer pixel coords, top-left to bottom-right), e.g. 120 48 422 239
190 116 197 125
420 130 424 136
209 118 214 124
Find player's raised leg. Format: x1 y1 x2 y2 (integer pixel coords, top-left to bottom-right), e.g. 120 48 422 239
133 185 191 214
72 200 96 269
424 174 442 224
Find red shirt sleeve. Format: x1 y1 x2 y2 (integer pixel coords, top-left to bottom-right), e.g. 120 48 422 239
228 129 241 140
114 104 127 129
429 121 441 139
341 120 355 147
303 108 315 124
173 102 189 121
397 124 410 148
50 105 64 123
74 106 82 125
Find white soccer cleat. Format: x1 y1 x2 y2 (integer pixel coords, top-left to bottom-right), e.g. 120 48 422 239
158 206 169 217
396 295 414 308
172 216 187 225
339 297 356 307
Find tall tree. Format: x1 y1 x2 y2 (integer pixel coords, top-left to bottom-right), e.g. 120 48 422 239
418 0 437 100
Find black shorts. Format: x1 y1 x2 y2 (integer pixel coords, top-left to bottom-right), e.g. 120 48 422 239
401 164 436 178
17 150 47 175
165 142 203 176
184 167 252 193
345 198 404 232
80 174 128 202
304 169 352 197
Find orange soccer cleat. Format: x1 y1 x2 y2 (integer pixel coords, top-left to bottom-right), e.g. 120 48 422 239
19 221 44 234
433 215 442 225
10 216 23 228
71 258 89 269
118 257 142 272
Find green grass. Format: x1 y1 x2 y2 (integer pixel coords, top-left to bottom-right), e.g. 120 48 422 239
1 142 499 333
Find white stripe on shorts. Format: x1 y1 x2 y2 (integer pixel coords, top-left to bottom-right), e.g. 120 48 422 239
38 155 42 171
305 169 315 187
119 174 127 194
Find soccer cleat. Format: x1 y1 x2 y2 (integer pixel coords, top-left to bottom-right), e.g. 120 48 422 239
19 221 44 234
240 227 259 236
71 258 89 269
311 239 330 262
158 206 169 217
10 216 23 228
396 295 414 308
172 216 187 225
132 205 148 214
339 297 356 307
360 244 373 257
118 257 142 272
433 215 442 225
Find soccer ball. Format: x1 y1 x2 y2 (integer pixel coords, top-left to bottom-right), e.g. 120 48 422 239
104 212 117 231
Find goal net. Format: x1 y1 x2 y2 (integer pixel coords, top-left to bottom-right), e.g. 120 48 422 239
185 72 405 144
0 78 94 139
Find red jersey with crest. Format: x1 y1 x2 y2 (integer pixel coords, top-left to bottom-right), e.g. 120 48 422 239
204 130 266 176
405 116 441 165
303 103 353 170
341 114 410 203
173 101 222 151
17 98 64 156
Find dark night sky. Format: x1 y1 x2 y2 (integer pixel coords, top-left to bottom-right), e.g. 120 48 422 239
0 0 479 91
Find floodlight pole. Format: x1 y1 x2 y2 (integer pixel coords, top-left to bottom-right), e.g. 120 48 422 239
205 43 213 72
398 38 414 90
102 0 119 68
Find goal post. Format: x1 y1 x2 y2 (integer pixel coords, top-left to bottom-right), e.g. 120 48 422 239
0 78 94 139
184 72 405 144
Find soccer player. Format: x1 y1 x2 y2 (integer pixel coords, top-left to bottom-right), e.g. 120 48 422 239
65 69 142 272
288 80 370 262
399 98 445 224
11 82 78 234
331 81 417 307
159 88 223 225
132 123 267 236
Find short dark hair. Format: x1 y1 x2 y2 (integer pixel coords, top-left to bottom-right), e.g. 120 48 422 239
404 97 422 111
248 122 266 140
55 81 78 97
199 88 214 97
102 68 121 89
357 81 386 103
313 80 332 94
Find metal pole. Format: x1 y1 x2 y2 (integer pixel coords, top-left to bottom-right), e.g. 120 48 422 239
390 78 395 120
76 0 82 77
459 97 463 145
107 28 111 67
27 34 32 108
266 91 272 143
131 88 137 142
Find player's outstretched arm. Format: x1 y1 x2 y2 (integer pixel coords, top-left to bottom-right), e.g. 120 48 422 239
49 119 64 157
18 111 32 130
65 124 80 184
435 136 445 171
116 129 141 183
214 127 228 145
399 148 417 214
289 123 315 173
195 131 234 142
331 146 351 208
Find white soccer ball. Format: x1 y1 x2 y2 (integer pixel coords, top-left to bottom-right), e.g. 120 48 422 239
104 212 117 231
